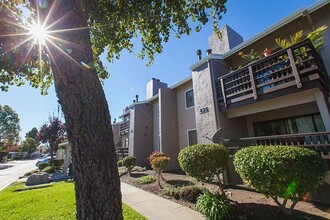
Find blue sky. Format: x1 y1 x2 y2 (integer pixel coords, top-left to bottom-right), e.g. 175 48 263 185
0 0 318 138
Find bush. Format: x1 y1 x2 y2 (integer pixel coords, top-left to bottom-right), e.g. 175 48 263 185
148 152 170 188
234 146 328 214
196 191 232 220
117 159 123 167
38 163 50 170
139 175 156 184
163 186 206 203
122 156 136 176
178 144 229 194
52 159 64 167
42 166 56 173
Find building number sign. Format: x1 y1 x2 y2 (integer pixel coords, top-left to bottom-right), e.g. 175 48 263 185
199 107 209 114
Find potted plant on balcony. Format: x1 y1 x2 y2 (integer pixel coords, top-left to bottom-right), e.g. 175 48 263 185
263 48 272 57
238 49 261 62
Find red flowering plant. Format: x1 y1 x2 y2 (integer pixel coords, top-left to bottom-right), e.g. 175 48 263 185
148 151 170 188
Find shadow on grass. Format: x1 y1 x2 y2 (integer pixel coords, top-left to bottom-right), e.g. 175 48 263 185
166 179 195 187
14 184 53 192
229 202 328 220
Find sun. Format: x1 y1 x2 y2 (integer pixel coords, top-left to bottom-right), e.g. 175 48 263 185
29 22 48 45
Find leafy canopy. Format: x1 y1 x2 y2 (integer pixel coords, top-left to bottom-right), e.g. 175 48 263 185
1 0 227 93
38 115 66 151
0 105 21 148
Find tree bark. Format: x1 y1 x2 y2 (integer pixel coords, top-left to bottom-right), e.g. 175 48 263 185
39 1 123 219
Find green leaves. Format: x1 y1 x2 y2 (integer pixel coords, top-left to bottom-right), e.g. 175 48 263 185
234 145 328 212
178 144 229 182
122 156 136 175
0 105 21 148
83 0 227 65
196 191 231 220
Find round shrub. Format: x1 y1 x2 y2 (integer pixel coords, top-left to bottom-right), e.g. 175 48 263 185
234 145 328 213
178 144 229 193
122 156 136 175
149 152 170 174
148 152 170 188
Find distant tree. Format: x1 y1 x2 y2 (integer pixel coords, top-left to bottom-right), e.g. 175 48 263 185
21 138 37 156
38 116 66 165
0 105 21 150
25 127 38 140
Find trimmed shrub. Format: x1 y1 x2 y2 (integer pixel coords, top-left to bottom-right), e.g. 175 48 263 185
42 166 56 173
122 156 136 176
178 144 229 194
117 159 123 167
52 159 64 167
164 186 206 203
139 175 156 184
38 163 49 170
148 152 170 188
234 145 328 214
196 191 232 220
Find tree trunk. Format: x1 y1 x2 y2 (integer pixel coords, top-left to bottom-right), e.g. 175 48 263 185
39 1 123 219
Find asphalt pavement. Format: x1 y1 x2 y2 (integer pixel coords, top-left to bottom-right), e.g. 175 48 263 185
0 159 38 191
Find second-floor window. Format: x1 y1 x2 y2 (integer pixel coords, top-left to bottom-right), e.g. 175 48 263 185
185 89 195 108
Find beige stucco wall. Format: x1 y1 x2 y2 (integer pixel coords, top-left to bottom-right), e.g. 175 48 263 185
132 103 154 167
175 80 196 149
159 88 180 170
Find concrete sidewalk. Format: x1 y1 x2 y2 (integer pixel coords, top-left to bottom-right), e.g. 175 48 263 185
121 182 204 220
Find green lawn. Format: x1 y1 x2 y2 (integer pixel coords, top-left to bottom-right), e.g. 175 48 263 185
0 181 146 220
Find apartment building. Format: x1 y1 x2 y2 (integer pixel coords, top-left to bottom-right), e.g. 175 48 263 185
113 0 330 200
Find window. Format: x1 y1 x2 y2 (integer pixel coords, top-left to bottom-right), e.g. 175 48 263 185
124 138 129 147
253 114 325 136
185 89 195 108
188 130 197 146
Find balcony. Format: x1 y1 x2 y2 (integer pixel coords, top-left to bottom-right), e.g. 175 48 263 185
216 39 328 110
119 120 129 136
225 131 330 159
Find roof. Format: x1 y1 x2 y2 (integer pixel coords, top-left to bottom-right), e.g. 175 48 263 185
190 0 330 71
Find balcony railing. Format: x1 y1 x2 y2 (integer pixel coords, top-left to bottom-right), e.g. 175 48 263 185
119 120 129 136
225 131 330 159
216 39 328 109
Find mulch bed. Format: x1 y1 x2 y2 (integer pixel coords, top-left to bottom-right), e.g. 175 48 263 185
120 170 330 220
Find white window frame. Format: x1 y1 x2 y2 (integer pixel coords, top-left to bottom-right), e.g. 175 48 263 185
187 129 197 146
185 88 195 109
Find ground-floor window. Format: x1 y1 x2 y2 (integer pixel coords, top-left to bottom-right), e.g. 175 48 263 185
188 129 198 146
254 113 325 136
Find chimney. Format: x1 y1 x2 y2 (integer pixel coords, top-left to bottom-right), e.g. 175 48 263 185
146 78 168 99
208 25 243 54
196 49 202 60
206 49 212 55
136 95 139 102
